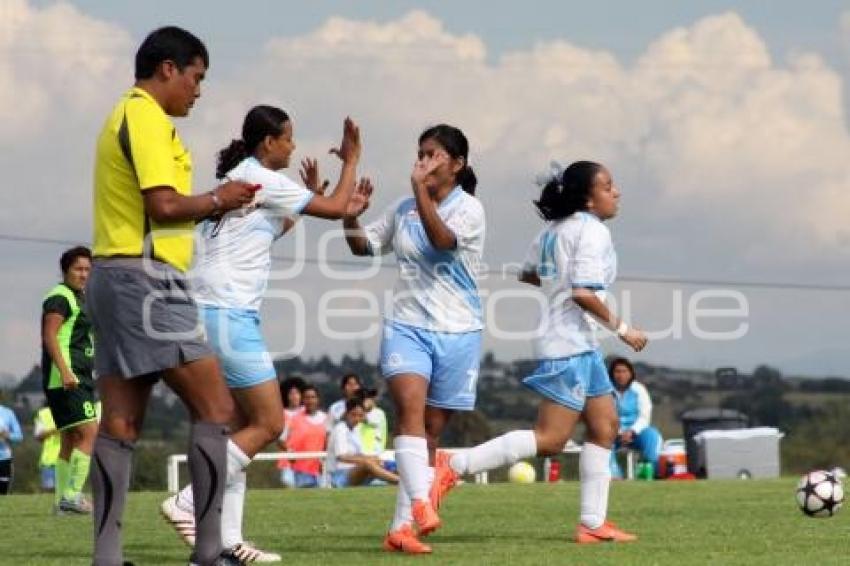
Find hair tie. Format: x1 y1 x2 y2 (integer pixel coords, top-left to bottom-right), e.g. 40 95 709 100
534 160 565 190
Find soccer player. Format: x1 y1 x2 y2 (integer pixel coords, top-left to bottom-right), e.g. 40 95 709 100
435 160 648 544
161 104 362 562
41 246 98 513
609 357 663 478
0 400 22 495
326 397 400 487
33 403 60 493
87 26 257 566
342 124 485 554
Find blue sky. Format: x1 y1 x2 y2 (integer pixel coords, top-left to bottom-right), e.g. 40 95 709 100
2 0 850 381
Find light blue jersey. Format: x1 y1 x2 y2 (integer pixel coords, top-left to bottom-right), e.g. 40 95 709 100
365 186 485 333
0 405 23 461
614 381 653 434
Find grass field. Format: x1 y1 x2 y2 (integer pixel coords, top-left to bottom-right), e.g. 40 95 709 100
0 479 847 565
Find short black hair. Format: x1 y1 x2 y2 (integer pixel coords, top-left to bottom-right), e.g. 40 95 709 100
135 26 209 80
345 396 365 413
302 384 319 397
59 246 92 274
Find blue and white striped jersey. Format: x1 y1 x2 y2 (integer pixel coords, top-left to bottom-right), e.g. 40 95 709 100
365 186 485 333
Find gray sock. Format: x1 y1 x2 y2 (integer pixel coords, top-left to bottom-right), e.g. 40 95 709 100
189 422 229 564
91 434 135 566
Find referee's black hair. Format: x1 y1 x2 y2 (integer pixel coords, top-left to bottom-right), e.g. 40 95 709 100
419 124 477 195
135 26 209 80
534 161 602 221
59 246 92 275
216 105 290 179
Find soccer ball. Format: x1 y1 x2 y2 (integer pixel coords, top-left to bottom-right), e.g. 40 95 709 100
796 470 844 518
508 461 536 484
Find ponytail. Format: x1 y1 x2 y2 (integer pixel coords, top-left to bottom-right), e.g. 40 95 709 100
534 160 601 221
216 139 248 179
457 166 477 195
215 105 290 179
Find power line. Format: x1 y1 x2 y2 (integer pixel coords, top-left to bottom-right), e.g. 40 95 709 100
0 232 847 292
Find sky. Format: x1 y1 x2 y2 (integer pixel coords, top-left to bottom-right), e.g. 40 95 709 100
1 0 849 382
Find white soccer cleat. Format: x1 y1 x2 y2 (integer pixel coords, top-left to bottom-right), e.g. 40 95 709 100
229 542 282 563
160 494 196 546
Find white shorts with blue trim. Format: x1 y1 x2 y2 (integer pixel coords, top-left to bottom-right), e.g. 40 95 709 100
522 349 613 412
379 320 481 411
201 305 276 389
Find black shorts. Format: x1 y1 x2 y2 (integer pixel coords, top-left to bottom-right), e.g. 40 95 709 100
45 382 98 430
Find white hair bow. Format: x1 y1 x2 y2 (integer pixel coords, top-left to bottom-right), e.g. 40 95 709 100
534 160 565 188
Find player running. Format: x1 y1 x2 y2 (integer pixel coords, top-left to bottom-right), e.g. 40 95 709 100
341 124 485 554
435 160 648 544
161 104 362 562
41 246 98 514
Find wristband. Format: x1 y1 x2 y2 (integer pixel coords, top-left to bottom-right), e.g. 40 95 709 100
209 190 222 214
616 321 629 337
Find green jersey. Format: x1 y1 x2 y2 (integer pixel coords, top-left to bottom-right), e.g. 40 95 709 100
41 284 94 389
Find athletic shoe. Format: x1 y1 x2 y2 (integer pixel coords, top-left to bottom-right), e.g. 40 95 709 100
430 450 459 510
574 521 638 543
57 494 92 514
161 494 196 546
382 523 432 554
188 549 246 566
228 542 282 563
411 499 441 536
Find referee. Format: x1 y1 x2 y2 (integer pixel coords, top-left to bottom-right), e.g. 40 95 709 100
87 27 254 566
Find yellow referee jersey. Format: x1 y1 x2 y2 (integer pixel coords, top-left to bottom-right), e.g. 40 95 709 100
93 87 195 272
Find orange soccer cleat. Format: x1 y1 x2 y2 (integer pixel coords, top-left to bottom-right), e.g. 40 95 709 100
575 520 638 544
383 523 433 554
430 451 460 510
411 499 442 536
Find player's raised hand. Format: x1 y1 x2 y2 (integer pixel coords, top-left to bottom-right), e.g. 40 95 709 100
216 180 259 211
329 117 361 164
411 149 448 190
345 177 373 218
620 326 648 352
300 157 329 194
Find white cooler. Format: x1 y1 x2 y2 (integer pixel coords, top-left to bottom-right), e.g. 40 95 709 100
693 427 784 479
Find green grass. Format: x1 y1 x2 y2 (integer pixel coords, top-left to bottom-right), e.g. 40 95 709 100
0 480 847 565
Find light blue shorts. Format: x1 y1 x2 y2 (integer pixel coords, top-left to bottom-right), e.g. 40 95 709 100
522 350 613 412
331 469 351 488
379 321 481 411
202 306 276 389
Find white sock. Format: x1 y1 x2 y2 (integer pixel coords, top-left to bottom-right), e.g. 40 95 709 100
175 440 250 513
390 483 412 531
222 468 247 548
450 430 537 474
579 442 611 529
221 440 252 547
394 436 429 501
176 483 195 513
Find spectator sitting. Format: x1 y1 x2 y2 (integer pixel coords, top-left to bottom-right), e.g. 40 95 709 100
609 357 663 478
278 385 327 488
34 403 61 493
276 376 307 487
327 372 363 428
360 388 388 456
327 397 399 488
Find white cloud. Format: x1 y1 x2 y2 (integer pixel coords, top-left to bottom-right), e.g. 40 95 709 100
1 4 849 377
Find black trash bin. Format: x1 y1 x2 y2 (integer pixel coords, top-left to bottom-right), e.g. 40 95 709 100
680 408 749 477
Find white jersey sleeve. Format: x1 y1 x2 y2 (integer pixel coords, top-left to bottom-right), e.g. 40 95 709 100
630 381 653 434
364 199 403 256
445 197 485 254
521 227 545 274
569 219 613 290
259 170 315 217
